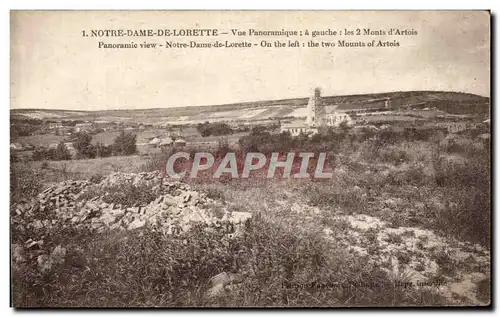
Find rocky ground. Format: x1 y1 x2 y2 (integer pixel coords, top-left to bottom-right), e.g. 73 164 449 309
11 171 252 300
277 198 490 305
11 171 490 306
12 171 251 234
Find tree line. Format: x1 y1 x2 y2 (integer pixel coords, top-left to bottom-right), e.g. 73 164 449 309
31 130 137 161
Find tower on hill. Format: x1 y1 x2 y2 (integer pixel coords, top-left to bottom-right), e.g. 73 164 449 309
306 87 326 127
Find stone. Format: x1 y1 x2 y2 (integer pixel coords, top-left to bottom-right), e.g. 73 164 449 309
128 218 146 230
37 254 53 274
14 171 253 238
209 272 240 287
25 239 43 249
12 244 26 263
32 220 44 229
51 245 66 265
100 214 117 226
163 196 177 206
206 283 224 298
228 212 252 224
110 209 125 217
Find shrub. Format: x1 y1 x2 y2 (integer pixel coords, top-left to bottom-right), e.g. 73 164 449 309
55 142 72 160
71 132 96 159
89 173 104 184
112 130 137 156
10 152 19 163
31 143 71 161
10 165 42 204
197 122 234 137
95 142 112 158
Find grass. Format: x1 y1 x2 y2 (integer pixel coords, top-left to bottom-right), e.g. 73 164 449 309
17 134 66 147
10 127 491 307
14 155 150 180
11 209 450 307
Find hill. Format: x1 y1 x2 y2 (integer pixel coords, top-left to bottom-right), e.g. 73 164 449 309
11 91 490 124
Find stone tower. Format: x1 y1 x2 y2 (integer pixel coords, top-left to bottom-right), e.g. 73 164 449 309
306 87 325 127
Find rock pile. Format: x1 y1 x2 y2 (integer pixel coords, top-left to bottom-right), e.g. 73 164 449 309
11 171 252 236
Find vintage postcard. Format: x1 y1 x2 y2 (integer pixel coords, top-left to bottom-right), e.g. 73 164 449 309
10 10 491 308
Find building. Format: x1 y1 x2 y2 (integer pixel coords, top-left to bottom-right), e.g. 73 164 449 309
159 137 174 151
49 122 63 130
306 87 326 127
174 138 187 148
281 88 324 136
148 137 161 147
75 122 93 133
280 88 391 135
280 122 318 136
326 112 355 127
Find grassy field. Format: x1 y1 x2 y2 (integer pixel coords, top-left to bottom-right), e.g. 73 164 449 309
12 155 151 185
17 134 66 146
10 126 491 307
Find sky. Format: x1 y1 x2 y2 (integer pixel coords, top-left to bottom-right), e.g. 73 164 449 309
10 11 490 110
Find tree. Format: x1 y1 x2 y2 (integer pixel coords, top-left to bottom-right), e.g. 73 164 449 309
32 147 45 161
71 131 95 159
95 142 112 158
196 121 233 137
54 141 72 160
112 130 137 156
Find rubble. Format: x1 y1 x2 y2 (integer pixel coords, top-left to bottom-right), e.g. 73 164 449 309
12 244 26 264
11 172 252 236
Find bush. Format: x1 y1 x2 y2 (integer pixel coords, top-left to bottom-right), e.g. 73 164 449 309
197 122 234 137
31 143 71 161
431 148 490 245
10 165 42 204
72 132 96 159
89 173 104 184
55 142 72 160
95 142 112 158
10 152 19 163
112 131 137 156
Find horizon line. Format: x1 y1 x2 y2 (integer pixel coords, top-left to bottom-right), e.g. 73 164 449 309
10 89 490 113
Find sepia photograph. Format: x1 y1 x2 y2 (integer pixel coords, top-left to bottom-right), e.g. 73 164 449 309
9 10 491 308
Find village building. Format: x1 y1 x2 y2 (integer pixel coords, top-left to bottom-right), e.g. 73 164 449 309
279 122 318 136
49 122 63 130
75 122 93 133
159 136 174 151
174 138 187 148
64 142 75 150
326 112 355 127
148 137 162 148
